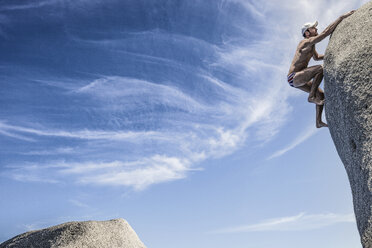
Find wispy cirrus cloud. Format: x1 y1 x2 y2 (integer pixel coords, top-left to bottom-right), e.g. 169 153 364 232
3 0 366 191
0 0 61 11
21 147 76 156
0 129 36 142
209 212 355 234
79 155 194 190
75 76 210 114
0 0 108 11
220 0 265 19
68 199 90 208
0 121 162 141
7 172 60 184
268 125 318 159
0 0 292 190
1 63 290 190
4 155 196 190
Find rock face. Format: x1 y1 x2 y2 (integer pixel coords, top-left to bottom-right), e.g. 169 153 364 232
0 219 146 248
324 1 372 247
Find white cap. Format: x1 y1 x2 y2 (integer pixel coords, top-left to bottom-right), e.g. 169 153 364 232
301 21 318 36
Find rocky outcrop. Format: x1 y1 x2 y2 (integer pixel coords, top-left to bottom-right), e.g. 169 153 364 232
0 219 146 248
324 1 372 247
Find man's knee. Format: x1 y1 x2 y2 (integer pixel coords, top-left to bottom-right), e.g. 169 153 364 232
313 65 323 80
317 65 323 74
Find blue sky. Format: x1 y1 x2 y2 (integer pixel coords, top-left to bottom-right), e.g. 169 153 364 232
0 0 368 247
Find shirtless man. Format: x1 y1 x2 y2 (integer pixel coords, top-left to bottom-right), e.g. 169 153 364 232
287 10 355 128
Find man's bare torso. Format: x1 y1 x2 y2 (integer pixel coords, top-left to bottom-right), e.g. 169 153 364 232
288 40 315 76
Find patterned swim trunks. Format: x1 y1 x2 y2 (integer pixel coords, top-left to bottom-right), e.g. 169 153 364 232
287 72 295 87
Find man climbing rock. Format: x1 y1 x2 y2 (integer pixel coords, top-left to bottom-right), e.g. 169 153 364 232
287 10 355 128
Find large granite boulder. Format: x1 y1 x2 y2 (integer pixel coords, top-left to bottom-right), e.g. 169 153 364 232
0 219 146 248
324 1 372 247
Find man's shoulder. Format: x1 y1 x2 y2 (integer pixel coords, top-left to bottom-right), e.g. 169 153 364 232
299 38 311 45
297 39 312 48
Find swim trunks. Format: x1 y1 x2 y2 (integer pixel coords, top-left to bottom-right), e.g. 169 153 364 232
287 72 295 87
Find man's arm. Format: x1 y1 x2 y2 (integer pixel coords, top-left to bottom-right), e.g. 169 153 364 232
308 10 355 45
313 48 324 61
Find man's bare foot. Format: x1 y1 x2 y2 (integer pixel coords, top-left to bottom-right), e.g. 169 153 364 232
316 121 328 128
308 96 324 105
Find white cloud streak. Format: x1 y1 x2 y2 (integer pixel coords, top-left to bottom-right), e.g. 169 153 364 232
0 129 36 142
0 121 163 141
76 76 210 114
224 0 265 18
0 0 60 11
209 212 355 234
4 155 197 191
268 125 318 159
79 155 194 190
21 147 76 156
69 199 90 208
7 173 60 184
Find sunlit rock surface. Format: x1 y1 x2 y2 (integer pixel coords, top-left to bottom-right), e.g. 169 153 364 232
0 219 146 248
324 1 372 247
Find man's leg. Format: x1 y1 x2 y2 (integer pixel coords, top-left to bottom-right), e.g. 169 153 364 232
315 104 328 128
297 82 328 128
314 88 328 128
293 65 324 105
308 65 324 105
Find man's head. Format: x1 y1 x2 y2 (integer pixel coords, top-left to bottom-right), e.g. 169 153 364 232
301 21 318 38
